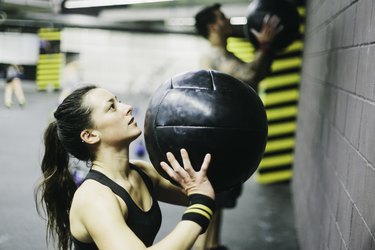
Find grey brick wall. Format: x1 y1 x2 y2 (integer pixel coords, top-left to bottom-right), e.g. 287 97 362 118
292 0 375 249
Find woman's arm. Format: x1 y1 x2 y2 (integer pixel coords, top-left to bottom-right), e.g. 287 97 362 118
131 159 189 206
73 182 203 250
74 149 215 250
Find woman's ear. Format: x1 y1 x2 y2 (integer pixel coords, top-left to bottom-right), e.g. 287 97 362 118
80 129 100 145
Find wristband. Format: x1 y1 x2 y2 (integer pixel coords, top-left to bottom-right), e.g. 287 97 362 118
181 194 215 234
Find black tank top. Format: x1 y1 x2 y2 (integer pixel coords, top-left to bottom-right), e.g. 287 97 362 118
72 164 162 249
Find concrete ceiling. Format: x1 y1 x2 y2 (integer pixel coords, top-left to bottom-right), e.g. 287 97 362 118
0 0 252 34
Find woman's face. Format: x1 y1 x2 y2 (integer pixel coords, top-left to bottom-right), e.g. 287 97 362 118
84 88 141 146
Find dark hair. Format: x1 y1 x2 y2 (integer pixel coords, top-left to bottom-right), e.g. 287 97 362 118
35 85 97 250
195 3 221 38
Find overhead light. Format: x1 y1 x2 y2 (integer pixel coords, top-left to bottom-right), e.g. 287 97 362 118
230 17 247 25
65 0 174 9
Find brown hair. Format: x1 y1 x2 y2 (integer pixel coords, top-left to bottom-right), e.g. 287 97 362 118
195 3 222 38
35 85 96 250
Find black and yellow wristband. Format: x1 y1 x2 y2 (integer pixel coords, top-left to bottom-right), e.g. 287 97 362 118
181 194 215 234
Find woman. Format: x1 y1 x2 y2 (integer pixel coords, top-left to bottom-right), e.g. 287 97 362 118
35 85 215 250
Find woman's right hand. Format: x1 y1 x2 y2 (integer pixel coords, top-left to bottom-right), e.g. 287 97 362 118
160 148 215 200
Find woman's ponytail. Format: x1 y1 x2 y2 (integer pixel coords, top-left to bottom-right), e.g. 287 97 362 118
35 120 77 250
35 85 96 250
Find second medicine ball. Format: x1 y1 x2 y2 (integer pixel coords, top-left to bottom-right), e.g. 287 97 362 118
244 0 301 51
144 70 268 192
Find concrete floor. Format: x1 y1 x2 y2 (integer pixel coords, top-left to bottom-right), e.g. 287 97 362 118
0 82 300 250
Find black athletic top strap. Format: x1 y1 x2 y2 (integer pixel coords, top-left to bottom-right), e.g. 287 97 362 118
72 163 162 249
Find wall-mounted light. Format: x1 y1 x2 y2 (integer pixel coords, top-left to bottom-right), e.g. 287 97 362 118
65 0 174 9
166 17 247 27
230 17 247 25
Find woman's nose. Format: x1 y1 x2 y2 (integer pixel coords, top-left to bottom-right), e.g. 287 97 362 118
120 103 132 115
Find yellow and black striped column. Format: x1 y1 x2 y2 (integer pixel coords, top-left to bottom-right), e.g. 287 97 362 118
37 28 63 91
227 3 305 184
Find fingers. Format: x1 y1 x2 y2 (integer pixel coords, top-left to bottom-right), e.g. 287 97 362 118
160 149 213 197
268 14 281 29
160 151 184 181
263 14 270 25
160 160 180 181
159 149 211 180
254 13 283 45
276 24 284 34
250 28 260 37
199 153 211 176
261 14 281 32
180 148 192 170
160 150 190 182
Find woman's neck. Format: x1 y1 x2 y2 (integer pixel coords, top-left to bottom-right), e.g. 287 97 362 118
92 147 130 179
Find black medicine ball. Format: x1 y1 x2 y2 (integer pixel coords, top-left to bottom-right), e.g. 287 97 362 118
244 0 301 51
144 70 268 192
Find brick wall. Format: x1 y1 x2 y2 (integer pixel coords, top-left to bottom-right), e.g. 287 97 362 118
292 0 375 249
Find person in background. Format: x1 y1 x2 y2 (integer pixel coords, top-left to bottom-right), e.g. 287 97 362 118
195 3 282 91
194 3 282 250
4 63 26 108
58 53 83 104
35 85 215 250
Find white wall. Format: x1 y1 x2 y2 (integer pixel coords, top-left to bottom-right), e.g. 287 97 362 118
0 32 39 65
60 27 210 160
61 28 208 95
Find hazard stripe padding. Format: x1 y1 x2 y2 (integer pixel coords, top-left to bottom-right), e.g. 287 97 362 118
37 75 60 81
297 7 305 16
37 70 60 75
299 25 305 34
227 38 255 51
37 81 60 86
227 41 304 63
37 28 62 90
239 54 256 62
39 54 63 60
268 122 296 137
240 56 256 63
259 153 294 168
256 169 293 184
259 73 301 90
36 69 60 76
37 79 60 84
38 31 61 41
39 28 60 32
260 89 299 107
37 64 61 70
227 38 254 63
38 58 63 64
271 58 302 72
264 138 295 153
266 106 298 121
283 41 304 53
227 46 255 54
226 3 305 184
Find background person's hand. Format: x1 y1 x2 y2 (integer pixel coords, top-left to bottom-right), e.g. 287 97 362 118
160 148 215 199
251 14 284 46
